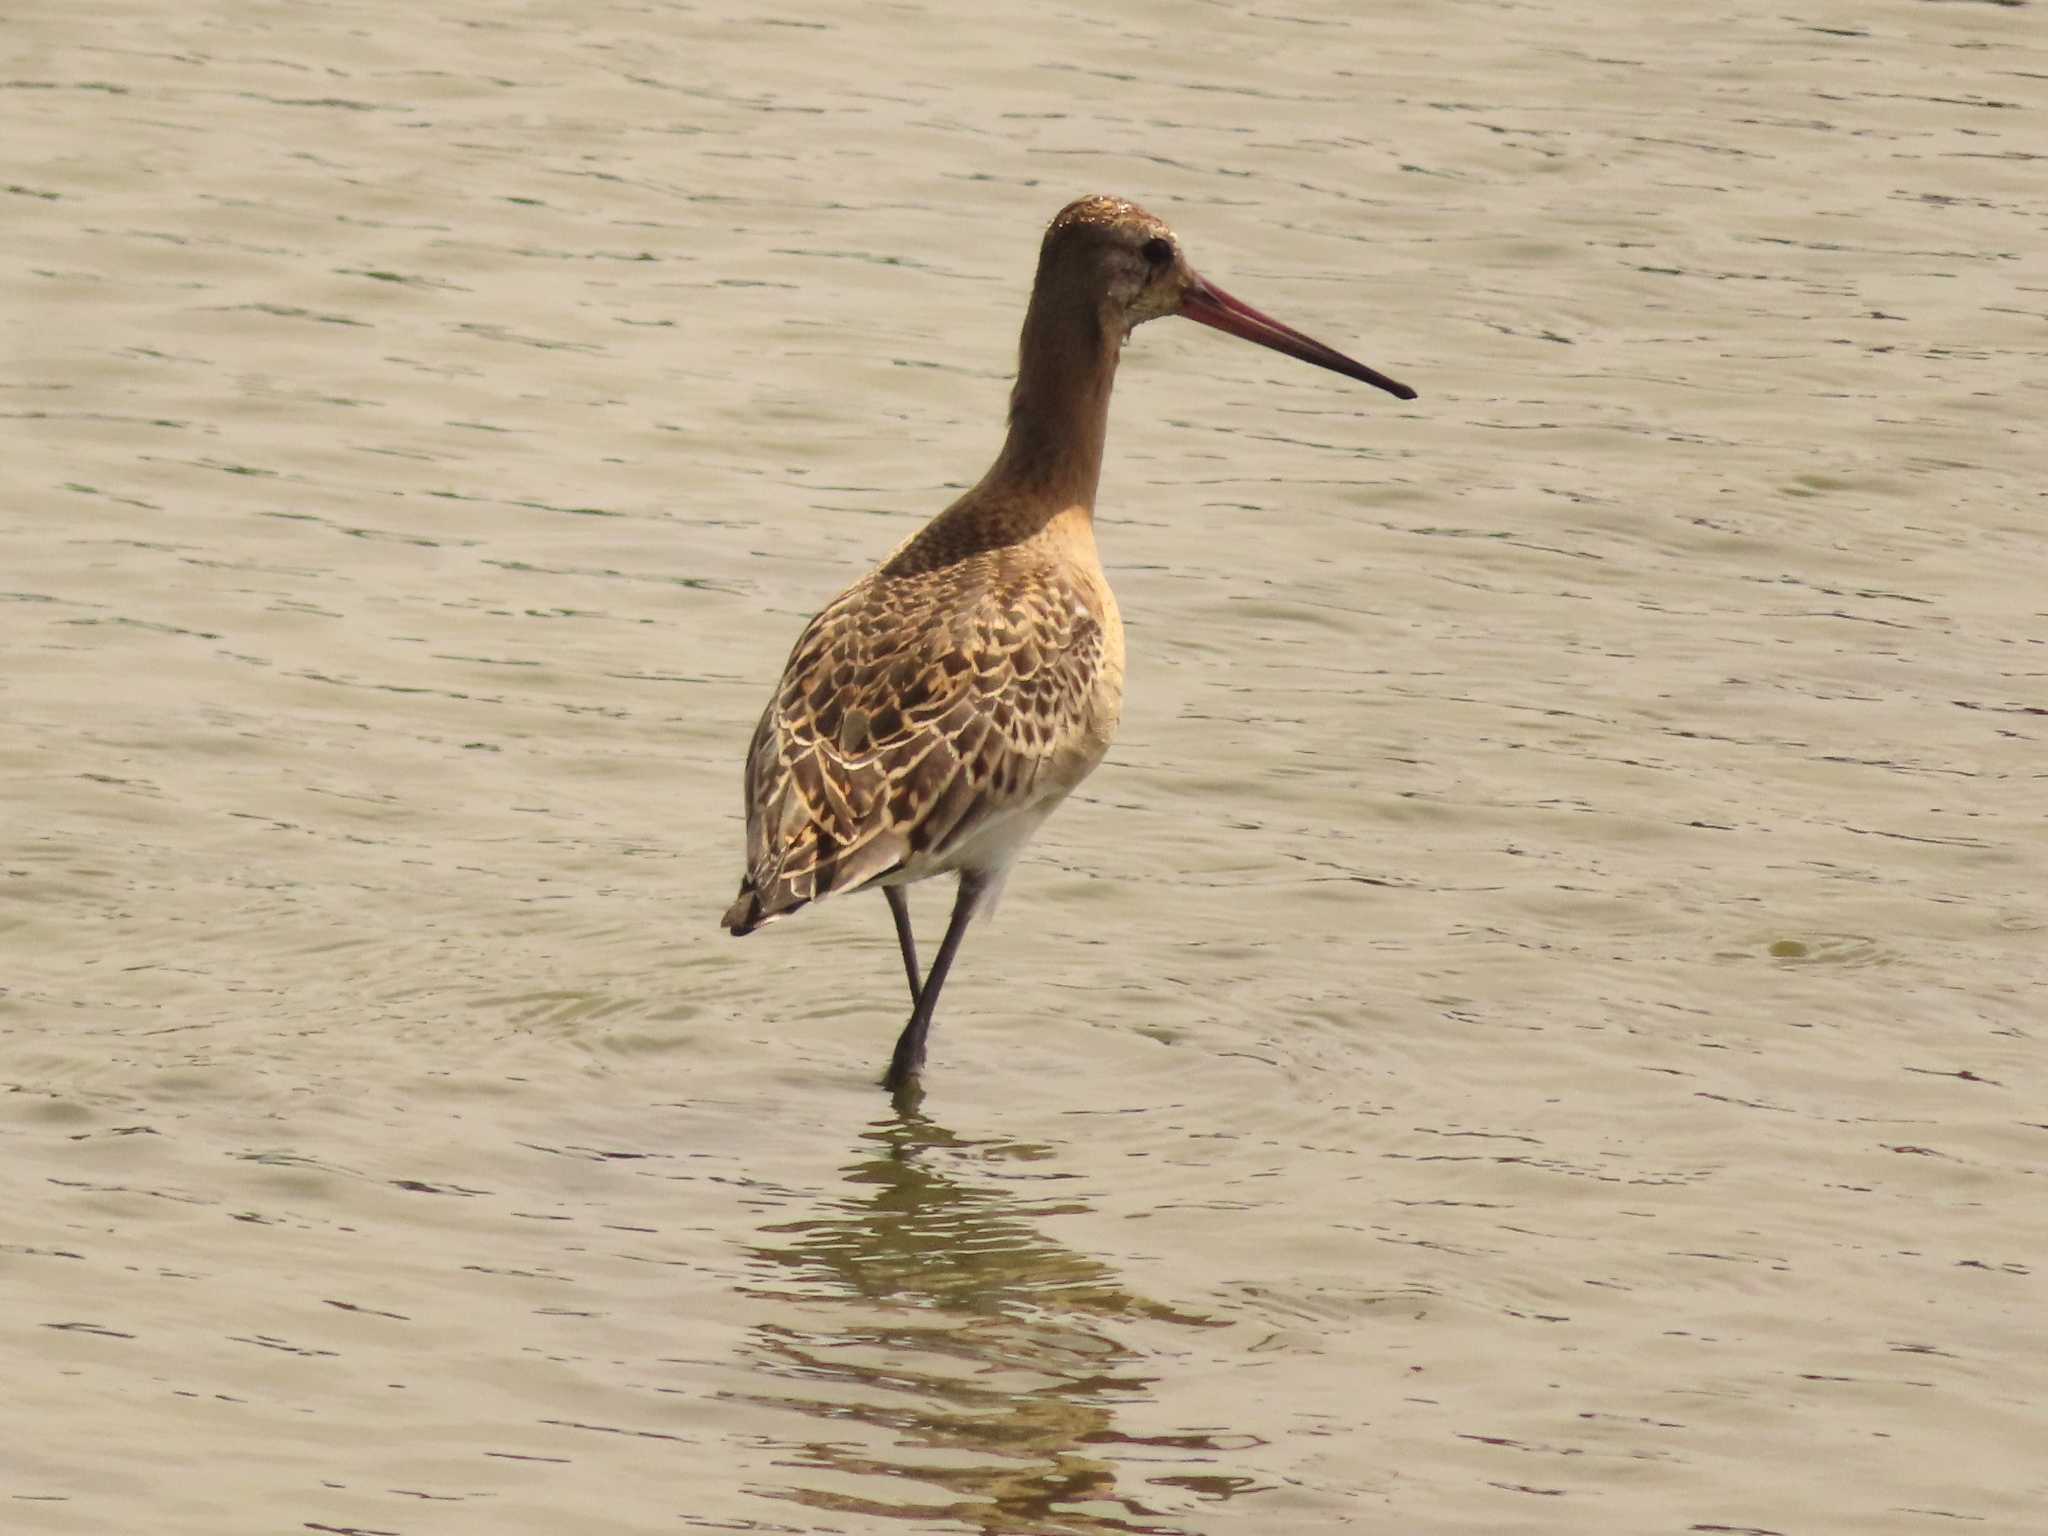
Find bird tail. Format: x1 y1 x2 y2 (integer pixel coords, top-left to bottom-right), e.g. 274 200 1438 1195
722 881 765 935
722 877 810 936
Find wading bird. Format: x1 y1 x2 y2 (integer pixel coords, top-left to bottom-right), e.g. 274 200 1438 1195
723 195 1415 1097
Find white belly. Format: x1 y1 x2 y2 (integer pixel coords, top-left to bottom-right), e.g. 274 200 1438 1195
879 785 1077 917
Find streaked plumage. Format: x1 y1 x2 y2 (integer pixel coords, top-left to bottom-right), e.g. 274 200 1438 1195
724 195 1416 1097
724 494 1122 930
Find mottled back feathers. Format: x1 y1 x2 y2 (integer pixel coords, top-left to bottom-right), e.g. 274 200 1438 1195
722 512 1123 934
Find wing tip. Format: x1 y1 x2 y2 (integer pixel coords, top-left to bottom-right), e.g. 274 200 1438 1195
725 828 912 936
721 884 764 935
722 880 807 936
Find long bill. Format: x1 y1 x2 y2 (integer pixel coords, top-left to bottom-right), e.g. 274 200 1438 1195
1179 274 1417 401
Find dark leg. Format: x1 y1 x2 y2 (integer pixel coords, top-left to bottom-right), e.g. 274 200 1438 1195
883 886 921 1008
883 871 988 1095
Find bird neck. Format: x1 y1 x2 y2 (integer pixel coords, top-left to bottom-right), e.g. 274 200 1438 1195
985 284 1122 516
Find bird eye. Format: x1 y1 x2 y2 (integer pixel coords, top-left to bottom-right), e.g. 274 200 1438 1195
1141 237 1175 268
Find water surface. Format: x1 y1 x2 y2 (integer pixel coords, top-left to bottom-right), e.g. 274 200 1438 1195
5 1 2043 1531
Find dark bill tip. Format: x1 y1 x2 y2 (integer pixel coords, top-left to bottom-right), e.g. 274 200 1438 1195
1180 275 1416 401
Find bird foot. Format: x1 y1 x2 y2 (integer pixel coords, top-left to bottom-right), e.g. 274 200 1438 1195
882 1031 926 1100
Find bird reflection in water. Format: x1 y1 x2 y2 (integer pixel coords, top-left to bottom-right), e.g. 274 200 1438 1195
731 1110 1258 1532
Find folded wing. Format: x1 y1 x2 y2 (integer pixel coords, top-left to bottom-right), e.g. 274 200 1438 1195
722 553 1110 934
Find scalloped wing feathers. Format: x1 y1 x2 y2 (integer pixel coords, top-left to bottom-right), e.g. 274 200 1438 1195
722 548 1118 934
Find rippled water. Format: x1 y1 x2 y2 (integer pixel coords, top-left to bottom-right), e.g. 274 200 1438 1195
6 1 2044 1531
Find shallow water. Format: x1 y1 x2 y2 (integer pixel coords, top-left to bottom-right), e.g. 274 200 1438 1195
5 1 2044 1531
